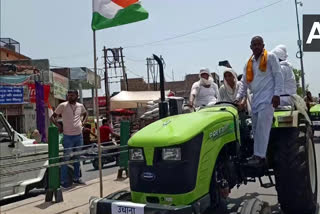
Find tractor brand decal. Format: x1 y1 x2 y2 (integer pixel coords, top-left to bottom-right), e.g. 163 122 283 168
141 172 156 181
162 120 171 127
209 124 234 140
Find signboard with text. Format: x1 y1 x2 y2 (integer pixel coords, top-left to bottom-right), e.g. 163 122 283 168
52 72 69 100
303 15 320 52
98 97 106 107
28 83 50 103
0 86 24 104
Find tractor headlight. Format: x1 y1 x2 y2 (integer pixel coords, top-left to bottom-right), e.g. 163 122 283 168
129 148 144 161
162 148 181 161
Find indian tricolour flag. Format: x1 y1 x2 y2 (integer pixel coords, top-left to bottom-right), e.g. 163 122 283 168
92 0 149 30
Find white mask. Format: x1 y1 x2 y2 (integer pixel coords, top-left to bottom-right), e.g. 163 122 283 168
200 78 212 86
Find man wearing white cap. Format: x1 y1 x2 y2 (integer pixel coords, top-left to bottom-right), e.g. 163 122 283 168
271 45 297 100
189 68 220 107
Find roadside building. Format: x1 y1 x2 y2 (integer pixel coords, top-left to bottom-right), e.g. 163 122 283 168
120 72 220 99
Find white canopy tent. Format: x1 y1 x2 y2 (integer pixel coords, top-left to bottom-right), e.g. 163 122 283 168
110 90 170 110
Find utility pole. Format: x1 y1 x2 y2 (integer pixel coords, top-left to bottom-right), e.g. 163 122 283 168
172 69 174 81
103 46 110 119
146 58 150 90
119 47 128 91
295 0 306 96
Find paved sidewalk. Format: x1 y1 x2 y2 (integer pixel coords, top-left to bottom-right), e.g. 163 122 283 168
0 173 129 214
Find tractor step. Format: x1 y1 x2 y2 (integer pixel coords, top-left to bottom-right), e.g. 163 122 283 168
241 164 265 178
258 175 275 188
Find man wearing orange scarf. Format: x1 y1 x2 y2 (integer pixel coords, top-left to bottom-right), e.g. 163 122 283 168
236 36 284 167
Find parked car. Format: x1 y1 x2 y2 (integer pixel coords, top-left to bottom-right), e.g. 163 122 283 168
0 112 48 201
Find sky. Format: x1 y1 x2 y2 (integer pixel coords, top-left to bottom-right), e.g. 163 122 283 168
1 0 320 97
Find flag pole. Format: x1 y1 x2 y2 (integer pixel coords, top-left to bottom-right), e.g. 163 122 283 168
93 29 103 198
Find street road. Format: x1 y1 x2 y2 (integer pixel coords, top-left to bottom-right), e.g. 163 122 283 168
1 134 320 214
221 132 320 214
0 160 118 207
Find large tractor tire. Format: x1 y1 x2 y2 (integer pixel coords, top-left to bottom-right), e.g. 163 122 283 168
272 125 318 214
237 198 271 214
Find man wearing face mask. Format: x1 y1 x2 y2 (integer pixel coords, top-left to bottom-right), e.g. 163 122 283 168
189 68 220 108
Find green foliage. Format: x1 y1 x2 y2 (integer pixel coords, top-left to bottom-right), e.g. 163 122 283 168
293 68 304 97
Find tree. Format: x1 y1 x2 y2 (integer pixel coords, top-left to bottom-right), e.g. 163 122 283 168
292 68 309 97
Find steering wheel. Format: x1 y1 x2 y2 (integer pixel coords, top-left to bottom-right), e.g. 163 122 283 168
183 104 196 112
214 101 238 108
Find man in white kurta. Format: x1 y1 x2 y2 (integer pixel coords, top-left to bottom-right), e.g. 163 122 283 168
236 36 284 166
189 68 220 107
271 45 297 106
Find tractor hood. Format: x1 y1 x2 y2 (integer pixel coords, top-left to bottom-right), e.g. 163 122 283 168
129 105 238 147
310 104 320 113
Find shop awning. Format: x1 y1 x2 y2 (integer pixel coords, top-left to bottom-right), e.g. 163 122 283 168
110 90 169 110
0 75 30 85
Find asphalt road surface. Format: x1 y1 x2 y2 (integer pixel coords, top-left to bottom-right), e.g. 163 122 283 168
1 134 320 214
218 132 320 214
82 160 119 182
0 160 118 206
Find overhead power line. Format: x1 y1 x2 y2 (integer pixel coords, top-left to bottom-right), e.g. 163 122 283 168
124 0 284 49
126 68 144 78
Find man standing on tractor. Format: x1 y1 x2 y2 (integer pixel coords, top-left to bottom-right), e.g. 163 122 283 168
271 44 297 106
235 36 284 167
189 68 220 108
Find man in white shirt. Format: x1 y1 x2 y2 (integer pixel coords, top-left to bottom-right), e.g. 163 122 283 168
236 36 284 167
271 45 297 106
189 68 220 108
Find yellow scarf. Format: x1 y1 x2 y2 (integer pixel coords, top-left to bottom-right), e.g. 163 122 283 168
246 49 268 83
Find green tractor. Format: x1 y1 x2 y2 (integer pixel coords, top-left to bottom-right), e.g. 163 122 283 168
310 104 320 133
89 102 317 214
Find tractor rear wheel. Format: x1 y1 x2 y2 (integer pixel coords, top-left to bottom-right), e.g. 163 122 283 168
237 198 271 214
272 126 317 214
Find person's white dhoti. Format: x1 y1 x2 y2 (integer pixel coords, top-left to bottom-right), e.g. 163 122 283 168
251 104 274 158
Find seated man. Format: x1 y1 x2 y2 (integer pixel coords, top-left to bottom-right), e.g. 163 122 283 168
82 123 97 146
189 68 220 108
305 91 316 112
100 119 119 144
219 68 240 103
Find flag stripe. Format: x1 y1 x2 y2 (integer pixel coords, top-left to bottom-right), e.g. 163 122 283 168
93 0 122 19
112 0 138 8
92 3 148 30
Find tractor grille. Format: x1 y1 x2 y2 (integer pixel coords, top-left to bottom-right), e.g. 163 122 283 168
129 133 203 194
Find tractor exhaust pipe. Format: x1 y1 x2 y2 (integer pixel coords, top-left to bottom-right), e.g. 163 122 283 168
153 54 168 119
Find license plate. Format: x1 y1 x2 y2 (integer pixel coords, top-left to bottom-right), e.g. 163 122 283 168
313 121 320 126
111 201 145 214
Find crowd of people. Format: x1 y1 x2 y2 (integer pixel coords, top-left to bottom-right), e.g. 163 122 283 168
188 35 309 167
47 35 317 187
